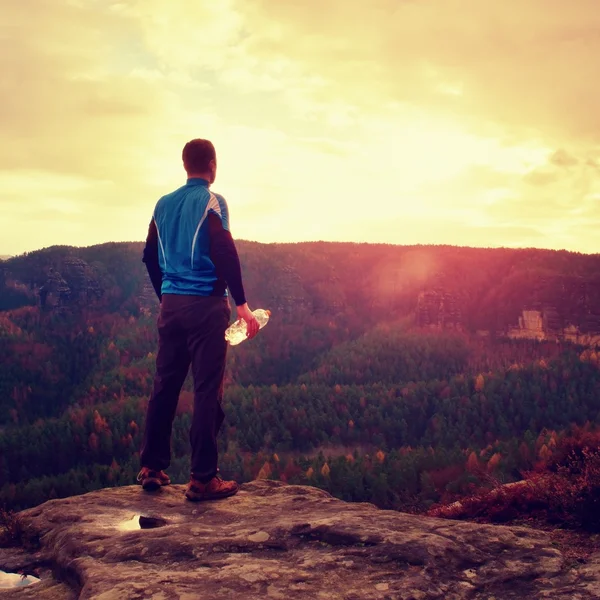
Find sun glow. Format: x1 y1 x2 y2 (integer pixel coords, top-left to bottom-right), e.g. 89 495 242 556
2 0 599 254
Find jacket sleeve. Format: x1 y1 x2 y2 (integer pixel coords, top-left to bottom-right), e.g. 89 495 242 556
142 219 163 301
208 212 247 306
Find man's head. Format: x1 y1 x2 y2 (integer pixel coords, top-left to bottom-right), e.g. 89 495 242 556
182 139 217 183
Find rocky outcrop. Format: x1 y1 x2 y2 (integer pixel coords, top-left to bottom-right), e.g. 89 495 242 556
39 268 72 309
416 273 600 346
417 289 462 330
39 259 103 312
499 273 600 344
1 480 599 599
508 309 600 346
269 265 313 316
60 258 103 304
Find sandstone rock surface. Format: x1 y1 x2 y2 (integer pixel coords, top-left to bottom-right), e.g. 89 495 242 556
1 480 599 599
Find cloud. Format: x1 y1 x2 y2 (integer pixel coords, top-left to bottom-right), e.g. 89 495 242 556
523 170 560 187
227 0 600 149
550 149 579 168
0 2 170 180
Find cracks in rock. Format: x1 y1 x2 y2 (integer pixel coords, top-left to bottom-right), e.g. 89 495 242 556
290 523 381 547
52 561 83 598
209 542 289 555
0 557 51 585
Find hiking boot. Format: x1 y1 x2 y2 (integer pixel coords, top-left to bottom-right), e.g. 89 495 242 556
137 467 171 491
185 474 239 501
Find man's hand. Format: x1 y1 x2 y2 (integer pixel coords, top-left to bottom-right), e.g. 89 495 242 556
236 303 260 340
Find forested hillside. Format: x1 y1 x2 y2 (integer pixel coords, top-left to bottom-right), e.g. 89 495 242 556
1 242 599 530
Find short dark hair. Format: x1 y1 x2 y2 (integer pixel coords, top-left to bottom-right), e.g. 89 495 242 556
182 139 216 174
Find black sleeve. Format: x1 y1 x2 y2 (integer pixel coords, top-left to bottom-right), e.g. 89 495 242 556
142 219 163 301
208 212 247 306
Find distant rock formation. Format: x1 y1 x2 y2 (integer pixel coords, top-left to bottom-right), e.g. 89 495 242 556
269 265 312 315
39 258 103 312
417 271 600 346
39 268 71 309
417 288 462 329
507 309 547 341
60 257 103 304
2 480 598 599
501 274 600 346
508 309 600 346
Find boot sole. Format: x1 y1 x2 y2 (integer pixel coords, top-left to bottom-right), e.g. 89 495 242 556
185 486 239 502
142 478 162 492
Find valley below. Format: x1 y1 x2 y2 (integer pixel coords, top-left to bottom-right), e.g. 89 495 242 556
1 241 599 536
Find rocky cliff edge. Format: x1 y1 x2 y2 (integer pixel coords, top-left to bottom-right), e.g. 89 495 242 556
1 480 599 600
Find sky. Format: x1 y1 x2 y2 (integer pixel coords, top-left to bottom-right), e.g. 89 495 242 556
2 0 599 256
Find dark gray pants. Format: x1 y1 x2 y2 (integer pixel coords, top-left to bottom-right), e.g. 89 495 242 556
140 294 230 482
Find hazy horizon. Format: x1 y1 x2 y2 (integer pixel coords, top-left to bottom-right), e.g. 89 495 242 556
2 237 600 261
3 1 600 256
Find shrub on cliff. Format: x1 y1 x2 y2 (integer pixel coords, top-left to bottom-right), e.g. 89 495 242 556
429 426 600 532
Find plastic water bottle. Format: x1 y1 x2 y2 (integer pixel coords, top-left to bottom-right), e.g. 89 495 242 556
225 309 271 345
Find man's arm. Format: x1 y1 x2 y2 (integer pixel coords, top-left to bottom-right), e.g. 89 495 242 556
208 212 246 306
208 212 259 339
142 219 162 301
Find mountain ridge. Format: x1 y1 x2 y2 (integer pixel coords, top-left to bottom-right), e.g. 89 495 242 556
2 240 599 341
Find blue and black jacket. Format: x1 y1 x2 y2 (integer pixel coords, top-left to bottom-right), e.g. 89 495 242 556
142 178 246 305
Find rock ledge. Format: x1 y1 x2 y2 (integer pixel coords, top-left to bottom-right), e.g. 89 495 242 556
1 480 599 599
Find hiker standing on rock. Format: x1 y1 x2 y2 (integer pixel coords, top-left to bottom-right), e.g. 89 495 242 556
137 138 259 500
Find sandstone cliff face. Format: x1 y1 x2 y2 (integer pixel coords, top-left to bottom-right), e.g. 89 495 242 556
416 290 462 330
1 481 600 599
511 272 600 343
507 309 600 346
39 268 71 309
417 280 600 347
39 258 103 312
